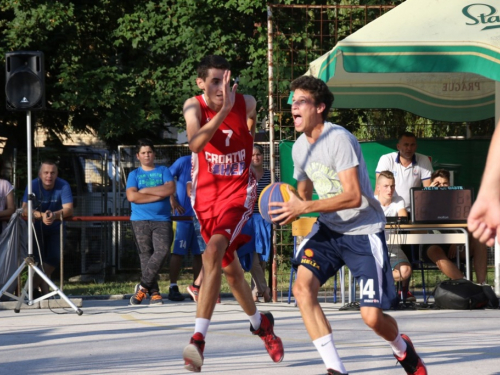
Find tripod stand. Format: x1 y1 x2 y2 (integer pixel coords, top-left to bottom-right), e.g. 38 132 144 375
0 110 82 315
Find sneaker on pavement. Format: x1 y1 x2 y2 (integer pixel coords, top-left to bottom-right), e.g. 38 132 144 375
216 294 221 304
130 285 148 305
183 332 205 372
169 285 185 301
394 334 427 375
150 292 163 305
405 291 417 302
250 312 284 363
326 369 348 375
187 285 199 302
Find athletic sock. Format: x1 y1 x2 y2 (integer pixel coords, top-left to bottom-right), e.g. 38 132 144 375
313 333 347 374
248 310 262 331
389 332 408 358
194 318 210 338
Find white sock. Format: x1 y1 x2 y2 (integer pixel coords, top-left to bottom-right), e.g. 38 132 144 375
248 310 262 331
194 318 210 338
389 333 407 358
313 333 347 374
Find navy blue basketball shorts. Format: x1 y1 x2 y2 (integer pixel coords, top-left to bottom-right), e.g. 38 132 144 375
292 221 398 310
172 220 203 256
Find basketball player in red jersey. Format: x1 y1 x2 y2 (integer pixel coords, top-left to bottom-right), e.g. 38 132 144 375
181 55 284 372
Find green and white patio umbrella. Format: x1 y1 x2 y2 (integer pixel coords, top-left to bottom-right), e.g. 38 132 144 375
306 0 500 123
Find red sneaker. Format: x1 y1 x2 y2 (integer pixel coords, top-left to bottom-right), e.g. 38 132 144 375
399 289 416 303
326 369 348 375
251 312 284 363
183 332 205 372
187 285 199 303
405 290 416 302
394 334 427 375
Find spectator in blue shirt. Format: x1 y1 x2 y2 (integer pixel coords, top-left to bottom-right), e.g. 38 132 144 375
127 139 175 305
22 160 73 296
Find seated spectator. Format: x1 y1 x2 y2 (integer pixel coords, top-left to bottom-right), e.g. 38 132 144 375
375 131 433 213
22 160 74 296
375 171 415 302
424 169 487 284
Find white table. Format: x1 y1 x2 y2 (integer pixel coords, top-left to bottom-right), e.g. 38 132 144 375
385 223 470 280
344 223 471 304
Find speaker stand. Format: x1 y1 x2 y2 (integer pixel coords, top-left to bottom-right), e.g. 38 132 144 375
0 110 82 315
0 256 82 314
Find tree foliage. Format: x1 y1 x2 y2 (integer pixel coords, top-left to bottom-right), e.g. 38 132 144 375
0 0 272 149
0 0 492 153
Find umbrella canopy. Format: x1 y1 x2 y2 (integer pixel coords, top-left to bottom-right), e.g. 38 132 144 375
306 0 500 123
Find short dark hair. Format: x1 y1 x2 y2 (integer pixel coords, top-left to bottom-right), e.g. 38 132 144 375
136 138 155 154
398 132 416 141
431 169 450 182
197 55 231 80
39 160 58 172
377 170 395 183
253 144 264 154
290 76 334 121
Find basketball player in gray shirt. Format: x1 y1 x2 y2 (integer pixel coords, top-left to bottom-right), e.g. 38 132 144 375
269 76 427 375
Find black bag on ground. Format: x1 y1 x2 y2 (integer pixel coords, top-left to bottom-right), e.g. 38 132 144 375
433 279 498 309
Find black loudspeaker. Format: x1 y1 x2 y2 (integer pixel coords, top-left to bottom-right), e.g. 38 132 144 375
5 51 45 111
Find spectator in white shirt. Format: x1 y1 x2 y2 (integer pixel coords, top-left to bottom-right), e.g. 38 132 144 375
375 171 415 302
376 132 433 213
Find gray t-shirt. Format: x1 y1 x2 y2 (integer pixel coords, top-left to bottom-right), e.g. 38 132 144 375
293 122 385 234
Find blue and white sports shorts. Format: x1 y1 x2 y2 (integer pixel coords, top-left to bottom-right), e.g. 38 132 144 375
172 220 203 256
292 220 398 310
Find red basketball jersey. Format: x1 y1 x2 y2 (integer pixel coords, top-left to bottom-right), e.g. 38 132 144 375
191 93 256 219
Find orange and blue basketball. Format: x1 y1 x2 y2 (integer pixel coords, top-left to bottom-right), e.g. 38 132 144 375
258 182 298 224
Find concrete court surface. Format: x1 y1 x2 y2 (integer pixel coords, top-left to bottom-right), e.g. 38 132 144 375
1 296 500 375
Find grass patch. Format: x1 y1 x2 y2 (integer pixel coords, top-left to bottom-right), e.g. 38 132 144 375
56 266 497 297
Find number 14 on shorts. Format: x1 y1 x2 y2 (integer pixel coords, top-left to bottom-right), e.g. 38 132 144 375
359 279 377 303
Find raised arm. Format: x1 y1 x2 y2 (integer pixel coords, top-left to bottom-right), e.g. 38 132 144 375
185 70 237 153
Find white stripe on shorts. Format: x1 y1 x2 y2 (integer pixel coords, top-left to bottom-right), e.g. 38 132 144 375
368 232 386 306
